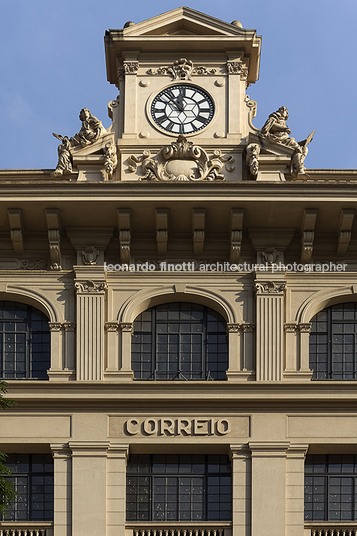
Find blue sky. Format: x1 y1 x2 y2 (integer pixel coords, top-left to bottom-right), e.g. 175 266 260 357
1 0 356 170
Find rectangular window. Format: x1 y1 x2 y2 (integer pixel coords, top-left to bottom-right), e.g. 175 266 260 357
127 454 231 522
305 454 357 521
0 454 54 521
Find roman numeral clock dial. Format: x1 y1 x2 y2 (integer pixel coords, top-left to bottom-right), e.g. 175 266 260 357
150 85 215 135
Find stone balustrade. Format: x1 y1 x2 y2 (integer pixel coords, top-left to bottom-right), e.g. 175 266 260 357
127 522 231 536
305 523 357 536
0 523 53 536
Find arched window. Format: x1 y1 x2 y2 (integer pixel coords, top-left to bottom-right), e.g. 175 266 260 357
131 302 228 380
0 301 50 380
310 302 357 380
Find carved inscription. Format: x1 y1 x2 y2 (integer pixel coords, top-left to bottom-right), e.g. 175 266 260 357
125 417 231 436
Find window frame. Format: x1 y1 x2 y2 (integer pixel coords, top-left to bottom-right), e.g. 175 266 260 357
131 302 228 381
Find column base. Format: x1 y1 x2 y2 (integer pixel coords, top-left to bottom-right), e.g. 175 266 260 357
48 369 76 381
283 370 313 382
104 370 134 381
226 370 256 381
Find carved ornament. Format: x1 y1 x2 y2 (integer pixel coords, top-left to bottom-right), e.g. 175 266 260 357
284 323 298 333
255 281 286 294
299 323 312 334
119 322 133 333
103 142 118 180
241 323 255 333
81 246 100 266
48 322 62 332
147 58 217 80
246 143 260 175
226 61 248 80
226 323 240 333
22 258 48 270
105 322 119 332
128 135 234 182
262 247 279 265
75 280 107 293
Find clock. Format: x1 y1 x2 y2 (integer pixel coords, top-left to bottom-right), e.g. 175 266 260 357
150 84 215 135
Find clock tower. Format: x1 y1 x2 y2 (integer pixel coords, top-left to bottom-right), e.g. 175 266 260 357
104 6 262 182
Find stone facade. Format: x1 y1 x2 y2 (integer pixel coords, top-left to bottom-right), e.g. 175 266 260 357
1 7 357 536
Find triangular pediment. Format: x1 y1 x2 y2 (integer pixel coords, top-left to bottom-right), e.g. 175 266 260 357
121 7 245 37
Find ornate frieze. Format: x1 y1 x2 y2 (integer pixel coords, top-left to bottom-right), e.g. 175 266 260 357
241 323 255 333
146 58 217 80
255 281 286 294
22 258 48 270
48 322 62 332
74 280 107 293
128 135 234 182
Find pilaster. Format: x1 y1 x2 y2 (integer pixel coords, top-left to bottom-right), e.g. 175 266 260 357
249 441 290 536
74 270 107 381
226 323 255 381
118 322 134 381
255 278 286 381
51 444 72 536
69 441 110 536
286 444 309 536
230 445 251 536
107 444 129 536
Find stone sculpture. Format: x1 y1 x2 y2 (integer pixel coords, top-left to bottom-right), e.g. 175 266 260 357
260 106 314 176
51 134 73 177
70 108 106 148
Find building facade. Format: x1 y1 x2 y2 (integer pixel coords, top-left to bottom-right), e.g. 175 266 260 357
1 7 357 536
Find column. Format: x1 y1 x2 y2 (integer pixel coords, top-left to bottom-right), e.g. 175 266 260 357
118 322 134 380
70 441 109 536
75 280 106 380
104 322 120 379
227 323 255 381
255 280 286 381
249 441 290 536
51 444 72 536
122 57 138 138
299 323 313 374
230 445 251 536
62 322 76 374
226 54 246 137
47 323 64 381
284 323 298 377
107 444 129 536
286 444 309 536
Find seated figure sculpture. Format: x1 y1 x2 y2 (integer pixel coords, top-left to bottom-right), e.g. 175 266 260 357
260 106 314 176
52 108 107 176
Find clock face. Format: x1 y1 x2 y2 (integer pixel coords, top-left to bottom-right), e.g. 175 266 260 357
150 84 215 135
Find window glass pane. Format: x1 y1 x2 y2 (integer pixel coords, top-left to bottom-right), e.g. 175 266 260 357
132 303 228 381
127 454 231 521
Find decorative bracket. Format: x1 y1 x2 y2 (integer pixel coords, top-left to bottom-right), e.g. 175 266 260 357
192 209 205 255
45 209 61 270
246 143 260 176
230 209 244 263
117 209 131 264
337 209 355 255
8 209 24 254
301 209 318 263
156 209 168 255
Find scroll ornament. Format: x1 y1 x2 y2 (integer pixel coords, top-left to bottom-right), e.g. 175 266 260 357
128 135 235 182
